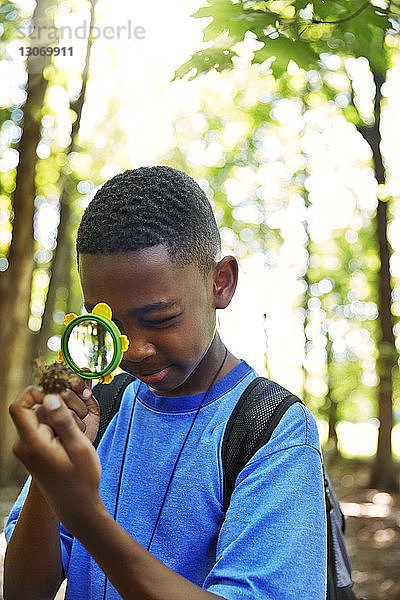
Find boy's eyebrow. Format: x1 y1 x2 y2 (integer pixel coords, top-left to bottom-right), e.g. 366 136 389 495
135 300 180 314
83 300 180 315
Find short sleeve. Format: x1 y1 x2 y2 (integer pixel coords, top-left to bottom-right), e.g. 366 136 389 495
202 404 327 600
4 476 74 575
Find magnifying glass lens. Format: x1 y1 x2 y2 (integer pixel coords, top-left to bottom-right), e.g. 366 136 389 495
67 319 115 374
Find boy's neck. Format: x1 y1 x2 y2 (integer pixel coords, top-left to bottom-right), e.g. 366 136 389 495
199 332 241 390
152 333 240 397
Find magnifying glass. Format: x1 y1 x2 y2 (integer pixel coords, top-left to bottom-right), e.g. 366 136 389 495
58 303 129 384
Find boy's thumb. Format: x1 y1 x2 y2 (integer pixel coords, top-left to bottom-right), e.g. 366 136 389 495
43 394 61 411
43 394 79 441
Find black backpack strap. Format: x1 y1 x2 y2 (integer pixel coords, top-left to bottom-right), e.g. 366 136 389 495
92 372 135 448
222 377 362 600
324 474 339 600
222 376 301 513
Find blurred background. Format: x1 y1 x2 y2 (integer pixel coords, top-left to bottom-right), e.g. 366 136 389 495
0 0 400 598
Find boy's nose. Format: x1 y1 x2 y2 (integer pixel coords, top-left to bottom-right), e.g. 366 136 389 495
124 338 156 362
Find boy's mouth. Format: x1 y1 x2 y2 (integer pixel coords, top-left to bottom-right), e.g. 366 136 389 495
135 366 171 384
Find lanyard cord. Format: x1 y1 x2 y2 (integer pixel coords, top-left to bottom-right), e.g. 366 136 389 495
102 381 142 600
147 346 228 553
102 346 228 599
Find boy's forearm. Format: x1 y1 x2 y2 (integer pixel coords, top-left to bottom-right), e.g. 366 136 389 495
73 504 225 600
4 479 64 600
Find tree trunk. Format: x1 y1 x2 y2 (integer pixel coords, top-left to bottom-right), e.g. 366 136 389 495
300 146 311 405
327 396 339 451
357 71 398 491
371 196 398 490
0 0 55 484
325 340 339 461
31 182 72 361
32 0 97 362
301 241 311 404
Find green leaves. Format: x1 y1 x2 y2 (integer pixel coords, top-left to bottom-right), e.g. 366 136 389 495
0 1 22 48
193 2 280 44
176 0 394 82
252 36 320 77
193 0 247 42
174 46 238 80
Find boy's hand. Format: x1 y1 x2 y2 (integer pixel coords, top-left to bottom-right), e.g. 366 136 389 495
9 387 104 533
33 376 100 443
61 375 100 443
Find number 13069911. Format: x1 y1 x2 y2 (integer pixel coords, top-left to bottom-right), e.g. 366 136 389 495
19 46 73 56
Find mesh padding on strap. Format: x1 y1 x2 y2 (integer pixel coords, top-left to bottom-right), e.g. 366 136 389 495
92 373 135 448
222 377 301 512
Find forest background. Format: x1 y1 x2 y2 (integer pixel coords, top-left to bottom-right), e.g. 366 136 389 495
0 1 400 598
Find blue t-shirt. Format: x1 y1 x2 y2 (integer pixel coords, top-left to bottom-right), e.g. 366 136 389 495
5 361 327 599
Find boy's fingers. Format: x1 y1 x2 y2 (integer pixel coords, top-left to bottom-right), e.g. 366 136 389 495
61 388 89 419
10 385 45 412
67 374 92 401
72 412 86 433
35 403 85 433
43 395 90 460
9 386 45 443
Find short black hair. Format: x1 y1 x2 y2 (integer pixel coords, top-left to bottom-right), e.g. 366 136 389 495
76 166 221 275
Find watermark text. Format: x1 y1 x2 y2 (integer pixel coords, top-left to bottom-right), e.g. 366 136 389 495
16 20 146 42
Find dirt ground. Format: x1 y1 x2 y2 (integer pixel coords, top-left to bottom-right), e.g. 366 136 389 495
0 458 399 600
326 458 400 600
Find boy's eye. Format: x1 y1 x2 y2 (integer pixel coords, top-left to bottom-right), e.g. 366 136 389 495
145 313 182 326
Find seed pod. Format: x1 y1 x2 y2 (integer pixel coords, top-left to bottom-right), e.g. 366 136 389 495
33 359 76 394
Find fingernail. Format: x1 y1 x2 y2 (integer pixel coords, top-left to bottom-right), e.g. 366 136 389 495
44 394 61 411
82 388 91 399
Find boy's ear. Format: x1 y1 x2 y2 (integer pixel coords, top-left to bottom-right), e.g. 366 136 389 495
212 256 238 309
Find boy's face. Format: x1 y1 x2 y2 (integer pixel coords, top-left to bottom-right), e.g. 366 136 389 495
79 245 221 397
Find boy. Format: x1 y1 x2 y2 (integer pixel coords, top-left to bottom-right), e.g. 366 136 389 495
4 166 327 599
